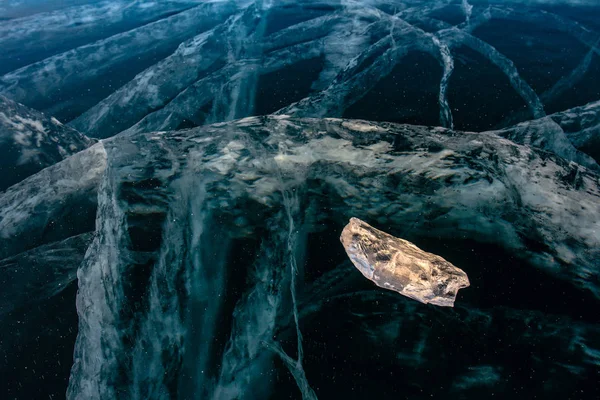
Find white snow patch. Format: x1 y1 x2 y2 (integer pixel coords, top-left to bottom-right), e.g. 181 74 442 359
205 140 245 174
13 131 31 146
14 115 46 133
235 116 260 126
16 148 41 165
341 121 381 132
189 137 213 144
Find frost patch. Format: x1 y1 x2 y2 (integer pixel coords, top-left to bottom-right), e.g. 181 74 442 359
14 115 46 133
341 121 381 132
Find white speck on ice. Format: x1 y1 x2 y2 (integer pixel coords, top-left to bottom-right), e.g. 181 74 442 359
342 121 381 132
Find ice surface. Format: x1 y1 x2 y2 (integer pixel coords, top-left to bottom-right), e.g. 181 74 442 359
0 233 93 316
0 1 242 120
53 115 600 399
0 1 199 74
0 109 598 397
0 142 105 259
2 0 598 134
0 95 94 191
1 1 599 398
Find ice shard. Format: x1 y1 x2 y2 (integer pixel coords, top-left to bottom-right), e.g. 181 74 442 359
340 217 470 307
0 95 95 191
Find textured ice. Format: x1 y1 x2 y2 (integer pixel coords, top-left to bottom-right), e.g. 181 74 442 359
0 112 598 398
0 1 243 120
1 1 600 398
0 142 105 259
2 0 598 134
549 100 600 163
0 233 93 316
49 116 600 398
0 95 95 191
0 1 199 74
